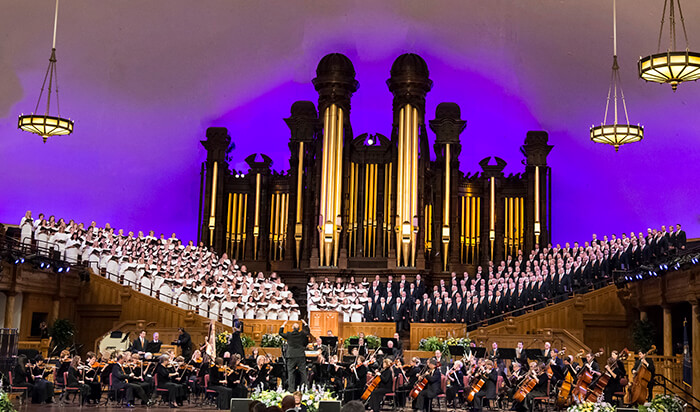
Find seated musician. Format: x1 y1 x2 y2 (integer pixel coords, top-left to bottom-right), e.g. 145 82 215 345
347 355 368 402
227 354 250 398
30 356 55 404
67 356 91 405
512 362 548 412
155 354 186 408
112 353 153 408
250 356 272 391
414 358 442 412
368 358 394 412
632 349 655 402
209 357 233 410
395 357 420 408
84 352 103 404
506 362 527 399
472 359 498 412
445 360 465 407
326 355 345 396
602 350 626 404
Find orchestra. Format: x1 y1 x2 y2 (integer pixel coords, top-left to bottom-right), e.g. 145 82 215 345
11 331 655 412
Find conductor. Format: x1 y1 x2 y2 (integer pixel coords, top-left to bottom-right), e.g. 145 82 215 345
279 319 310 391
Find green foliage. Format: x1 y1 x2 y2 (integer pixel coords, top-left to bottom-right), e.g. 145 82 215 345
418 336 471 357
342 335 380 349
261 333 284 348
50 319 76 355
631 319 656 352
241 334 255 349
0 392 17 412
645 394 685 412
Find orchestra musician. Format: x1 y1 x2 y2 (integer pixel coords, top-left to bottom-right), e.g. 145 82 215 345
155 354 186 408
445 360 465 407
250 355 272 391
602 350 626 404
67 356 91 405
632 349 655 401
368 358 394 412
512 362 548 412
347 355 368 401
414 358 442 412
112 353 153 408
84 351 104 404
472 359 498 412
209 357 234 410
227 354 250 398
29 356 55 404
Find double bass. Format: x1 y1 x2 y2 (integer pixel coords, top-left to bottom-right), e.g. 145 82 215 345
571 349 602 403
625 345 656 405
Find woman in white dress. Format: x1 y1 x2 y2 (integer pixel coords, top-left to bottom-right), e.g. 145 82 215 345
244 302 256 320
36 220 51 255
221 296 235 326
64 233 81 264
289 299 300 321
339 298 351 322
350 298 364 322
234 298 245 320
51 226 69 259
19 210 34 246
255 299 268 319
278 301 289 321
267 300 280 320
140 273 152 295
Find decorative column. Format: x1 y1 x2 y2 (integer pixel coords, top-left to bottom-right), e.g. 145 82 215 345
4 293 15 329
312 53 358 267
387 53 432 268
284 101 319 268
521 131 553 252
430 103 466 272
200 127 232 254
479 157 507 264
663 304 672 357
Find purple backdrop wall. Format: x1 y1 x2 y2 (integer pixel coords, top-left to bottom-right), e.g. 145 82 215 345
1 0 698 247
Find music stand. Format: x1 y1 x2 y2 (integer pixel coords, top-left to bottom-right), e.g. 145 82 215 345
498 348 517 360
347 338 359 345
525 349 544 361
470 347 487 358
448 345 466 358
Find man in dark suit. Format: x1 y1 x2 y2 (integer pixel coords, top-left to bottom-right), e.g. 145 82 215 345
424 298 435 323
411 299 423 322
375 297 389 322
146 332 163 354
415 358 442 412
113 353 152 407
632 349 656 401
131 330 149 354
434 299 446 323
392 299 407 332
173 327 192 359
472 359 498 412
675 224 687 251
279 319 311 390
415 274 426 299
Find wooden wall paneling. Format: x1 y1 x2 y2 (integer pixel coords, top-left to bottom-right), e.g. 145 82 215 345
339 323 395 340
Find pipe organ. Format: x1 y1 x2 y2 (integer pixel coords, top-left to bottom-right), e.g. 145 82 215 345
198 53 553 276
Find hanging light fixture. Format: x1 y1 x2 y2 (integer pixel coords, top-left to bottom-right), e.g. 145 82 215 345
18 0 74 143
638 0 700 91
590 0 643 152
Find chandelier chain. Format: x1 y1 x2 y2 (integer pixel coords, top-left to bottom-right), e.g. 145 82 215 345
676 0 690 49
52 0 60 49
656 0 667 52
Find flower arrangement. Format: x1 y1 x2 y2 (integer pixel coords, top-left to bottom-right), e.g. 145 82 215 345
342 334 380 349
639 394 685 412
566 401 616 412
0 384 17 412
261 333 285 348
251 386 337 412
418 336 471 357
215 332 256 355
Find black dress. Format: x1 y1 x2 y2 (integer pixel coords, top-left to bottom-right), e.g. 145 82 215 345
208 367 233 410
155 363 186 404
368 368 394 412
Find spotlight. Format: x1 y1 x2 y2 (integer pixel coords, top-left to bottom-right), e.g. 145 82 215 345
57 267 64 273
65 267 70 273
367 137 375 146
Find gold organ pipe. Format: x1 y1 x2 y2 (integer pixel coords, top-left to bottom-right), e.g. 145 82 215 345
295 142 304 266
367 164 373 257
254 174 261 259
319 107 330 265
326 104 337 267
226 193 232 256
443 144 451 270
490 177 495 261
383 163 388 256
373 164 379 256
396 108 404 266
283 193 289 258
241 194 248 259
476 196 481 261
269 193 276 259
386 162 392 255
459 197 465 263
232 193 239 258
208 161 218 246
411 106 418 267
519 197 524 250
348 162 355 256
362 164 370 257
334 107 343 266
275 193 282 260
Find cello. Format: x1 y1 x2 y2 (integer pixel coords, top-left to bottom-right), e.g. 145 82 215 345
361 373 382 401
513 367 539 403
625 345 656 405
585 348 628 403
466 366 487 402
556 370 574 407
409 365 430 399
